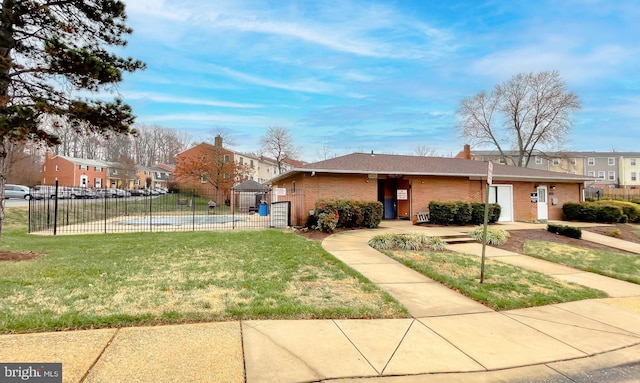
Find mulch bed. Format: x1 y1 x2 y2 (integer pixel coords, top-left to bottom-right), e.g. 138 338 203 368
0 251 46 262
296 223 640 257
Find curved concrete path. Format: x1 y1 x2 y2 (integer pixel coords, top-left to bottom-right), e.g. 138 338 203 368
2 221 640 382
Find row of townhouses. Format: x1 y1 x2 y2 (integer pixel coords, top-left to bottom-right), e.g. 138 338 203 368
468 149 640 189
41 136 303 191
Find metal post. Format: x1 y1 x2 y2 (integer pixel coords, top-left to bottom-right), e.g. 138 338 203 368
480 182 490 283
53 180 59 235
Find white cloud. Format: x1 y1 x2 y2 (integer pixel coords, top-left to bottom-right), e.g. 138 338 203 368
123 92 262 108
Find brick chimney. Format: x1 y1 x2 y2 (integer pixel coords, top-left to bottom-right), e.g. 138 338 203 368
455 144 472 160
45 151 52 162
214 135 222 148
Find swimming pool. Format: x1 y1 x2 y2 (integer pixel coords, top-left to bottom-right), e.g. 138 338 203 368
120 215 246 225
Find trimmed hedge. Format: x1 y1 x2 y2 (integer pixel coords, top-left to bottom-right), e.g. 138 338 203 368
547 224 582 239
313 199 383 232
430 201 501 226
562 201 638 223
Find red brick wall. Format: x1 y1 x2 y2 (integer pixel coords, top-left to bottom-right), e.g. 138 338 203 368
276 172 584 224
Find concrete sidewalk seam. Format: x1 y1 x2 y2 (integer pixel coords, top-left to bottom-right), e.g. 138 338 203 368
331 319 379 375
378 319 416 375
414 318 489 372
555 304 640 337
78 327 119 383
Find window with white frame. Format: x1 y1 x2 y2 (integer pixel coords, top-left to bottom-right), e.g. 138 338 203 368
200 175 207 183
224 173 230 179
55 165 59 171
95 167 102 172
552 158 560 166
632 159 637 166
598 171 605 179
535 156 542 165
224 154 230 163
588 171 595 177
498 157 506 164
588 157 595 166
608 157 615 166
608 171 615 181
632 172 637 181
570 158 576 165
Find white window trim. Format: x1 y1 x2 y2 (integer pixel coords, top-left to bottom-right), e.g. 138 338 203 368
608 157 615 166
588 157 595 166
535 156 542 165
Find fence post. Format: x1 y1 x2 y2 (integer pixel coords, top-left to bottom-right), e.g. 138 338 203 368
192 190 196 231
53 180 58 235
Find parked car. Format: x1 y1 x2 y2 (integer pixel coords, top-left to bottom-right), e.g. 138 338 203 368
70 187 97 199
4 184 31 200
129 189 146 196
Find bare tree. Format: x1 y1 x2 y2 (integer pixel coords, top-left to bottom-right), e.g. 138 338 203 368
260 126 299 174
457 71 580 167
414 145 438 157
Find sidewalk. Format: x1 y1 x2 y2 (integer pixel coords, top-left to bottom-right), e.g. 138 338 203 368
1 221 640 382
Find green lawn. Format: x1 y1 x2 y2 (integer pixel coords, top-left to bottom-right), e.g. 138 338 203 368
381 249 606 310
0 208 407 333
523 240 640 284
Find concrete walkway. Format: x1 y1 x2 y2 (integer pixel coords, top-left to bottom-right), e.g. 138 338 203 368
2 221 640 382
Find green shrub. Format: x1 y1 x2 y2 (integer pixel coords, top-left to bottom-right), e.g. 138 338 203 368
361 201 383 228
562 203 582 221
548 224 582 239
469 226 510 245
452 201 472 225
560 226 582 239
547 224 561 234
489 204 501 223
428 201 456 225
315 199 382 231
317 211 339 232
594 200 640 223
596 205 623 223
580 204 599 222
631 198 640 205
470 203 485 225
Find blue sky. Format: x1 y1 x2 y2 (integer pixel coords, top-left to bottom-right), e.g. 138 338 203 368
116 0 640 161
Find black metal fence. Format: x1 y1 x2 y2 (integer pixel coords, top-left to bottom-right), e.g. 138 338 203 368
28 186 305 235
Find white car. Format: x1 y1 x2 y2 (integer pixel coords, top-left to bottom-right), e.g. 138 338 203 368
4 184 31 200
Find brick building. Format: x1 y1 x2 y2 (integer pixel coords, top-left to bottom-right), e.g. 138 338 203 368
269 152 591 225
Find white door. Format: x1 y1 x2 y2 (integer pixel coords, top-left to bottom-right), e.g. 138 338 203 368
489 185 514 222
537 186 548 220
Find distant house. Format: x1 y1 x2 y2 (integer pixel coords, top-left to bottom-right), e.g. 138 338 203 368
269 152 592 226
135 165 172 189
42 151 174 189
42 152 110 188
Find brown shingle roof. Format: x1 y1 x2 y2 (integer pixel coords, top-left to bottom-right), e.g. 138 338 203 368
271 152 593 183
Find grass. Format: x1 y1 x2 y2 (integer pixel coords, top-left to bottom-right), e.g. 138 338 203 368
381 249 606 311
523 240 640 285
0 208 407 333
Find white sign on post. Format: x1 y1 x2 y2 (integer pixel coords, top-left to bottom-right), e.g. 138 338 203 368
487 162 493 185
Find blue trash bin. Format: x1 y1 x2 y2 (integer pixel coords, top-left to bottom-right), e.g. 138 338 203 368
259 203 268 216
